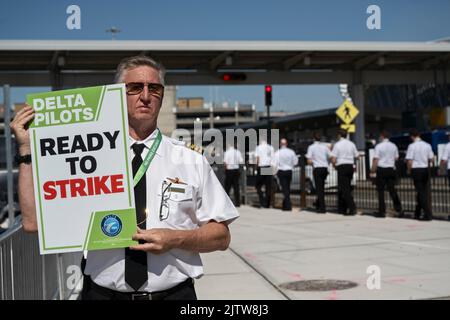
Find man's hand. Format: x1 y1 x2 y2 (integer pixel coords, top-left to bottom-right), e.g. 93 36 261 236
130 228 176 254
406 160 412 176
10 104 35 155
330 157 336 168
130 221 230 254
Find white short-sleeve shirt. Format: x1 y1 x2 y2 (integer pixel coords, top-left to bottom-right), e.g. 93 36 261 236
442 142 450 170
306 142 330 168
255 142 274 167
374 139 399 168
405 138 434 168
273 147 298 171
224 147 244 170
85 129 239 292
330 138 359 166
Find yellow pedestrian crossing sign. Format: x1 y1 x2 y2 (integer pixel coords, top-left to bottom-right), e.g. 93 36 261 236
336 99 359 124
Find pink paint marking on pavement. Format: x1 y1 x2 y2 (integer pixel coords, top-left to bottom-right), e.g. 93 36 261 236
282 271 303 280
327 289 338 300
388 277 407 283
244 252 258 261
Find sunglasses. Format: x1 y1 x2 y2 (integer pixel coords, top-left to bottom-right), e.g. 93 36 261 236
125 82 164 97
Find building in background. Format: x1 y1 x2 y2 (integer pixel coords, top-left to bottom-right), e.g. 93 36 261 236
174 97 257 135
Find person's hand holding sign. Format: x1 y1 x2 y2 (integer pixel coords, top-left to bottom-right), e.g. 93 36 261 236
130 227 175 254
10 104 38 232
10 104 35 155
130 221 230 255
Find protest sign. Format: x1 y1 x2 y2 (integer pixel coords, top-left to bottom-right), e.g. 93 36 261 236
28 84 137 254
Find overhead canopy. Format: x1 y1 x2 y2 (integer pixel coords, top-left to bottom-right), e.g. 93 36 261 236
1 40 450 86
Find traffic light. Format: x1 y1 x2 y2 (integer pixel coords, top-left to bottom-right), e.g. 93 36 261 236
265 85 272 107
221 73 247 82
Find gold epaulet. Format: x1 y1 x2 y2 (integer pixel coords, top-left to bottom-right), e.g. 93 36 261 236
185 143 204 154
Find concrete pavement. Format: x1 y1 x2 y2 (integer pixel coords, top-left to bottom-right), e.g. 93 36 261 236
196 205 450 300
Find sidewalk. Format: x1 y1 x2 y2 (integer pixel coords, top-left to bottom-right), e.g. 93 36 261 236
196 205 450 300
196 249 286 300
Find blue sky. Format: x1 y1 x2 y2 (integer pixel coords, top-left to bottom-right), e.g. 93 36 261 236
1 0 450 112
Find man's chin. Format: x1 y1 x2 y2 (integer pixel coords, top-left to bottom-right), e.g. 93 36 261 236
129 112 154 122
138 115 156 123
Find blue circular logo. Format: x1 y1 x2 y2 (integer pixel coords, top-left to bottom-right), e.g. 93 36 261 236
101 214 122 237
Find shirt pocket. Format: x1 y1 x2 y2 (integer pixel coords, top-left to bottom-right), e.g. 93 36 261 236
157 183 197 228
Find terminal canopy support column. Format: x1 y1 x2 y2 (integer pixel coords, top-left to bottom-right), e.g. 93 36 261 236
353 84 366 150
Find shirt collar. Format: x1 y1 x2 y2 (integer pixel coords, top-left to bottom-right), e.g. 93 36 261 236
129 128 164 157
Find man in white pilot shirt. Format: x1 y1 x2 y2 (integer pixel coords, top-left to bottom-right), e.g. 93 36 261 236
11 55 239 300
440 133 450 188
406 129 434 221
306 132 331 214
330 129 359 216
254 139 275 208
223 142 244 207
273 138 298 211
370 130 403 218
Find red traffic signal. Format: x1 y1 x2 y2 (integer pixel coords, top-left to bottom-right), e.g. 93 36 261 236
265 85 272 106
221 73 247 82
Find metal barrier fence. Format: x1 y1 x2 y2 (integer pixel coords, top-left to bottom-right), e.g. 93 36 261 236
0 217 82 300
301 152 450 217
237 151 450 218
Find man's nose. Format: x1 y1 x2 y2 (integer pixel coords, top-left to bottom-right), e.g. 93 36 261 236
139 86 151 103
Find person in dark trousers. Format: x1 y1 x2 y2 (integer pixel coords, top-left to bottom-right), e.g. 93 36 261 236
370 130 403 218
406 129 434 221
306 132 331 213
440 134 450 187
224 143 244 207
255 140 275 208
330 129 359 216
273 138 298 211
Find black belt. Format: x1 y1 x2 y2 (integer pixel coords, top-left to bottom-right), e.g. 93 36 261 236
89 277 194 300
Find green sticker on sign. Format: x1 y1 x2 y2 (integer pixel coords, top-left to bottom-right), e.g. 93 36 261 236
85 208 137 251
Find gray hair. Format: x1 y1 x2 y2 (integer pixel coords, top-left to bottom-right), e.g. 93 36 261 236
114 55 166 85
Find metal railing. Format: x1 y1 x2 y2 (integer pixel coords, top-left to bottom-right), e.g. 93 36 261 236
240 151 450 218
0 216 82 300
299 152 450 217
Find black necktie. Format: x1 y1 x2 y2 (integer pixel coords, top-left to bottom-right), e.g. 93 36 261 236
125 143 148 291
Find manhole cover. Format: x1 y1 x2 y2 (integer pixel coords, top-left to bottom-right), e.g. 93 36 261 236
279 279 358 292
